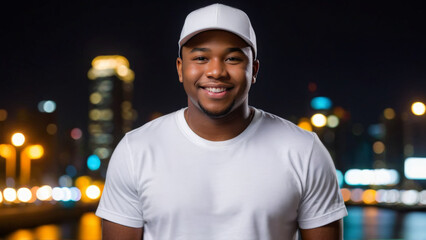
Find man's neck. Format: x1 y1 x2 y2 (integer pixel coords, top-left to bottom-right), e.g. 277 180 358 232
184 103 254 141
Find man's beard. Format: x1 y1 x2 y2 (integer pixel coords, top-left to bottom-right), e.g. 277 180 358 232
198 100 235 119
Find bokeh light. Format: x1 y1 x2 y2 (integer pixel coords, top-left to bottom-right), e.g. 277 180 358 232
405 157 426 180
59 175 73 187
70 187 82 201
401 190 419 205
4 188 17 202
11 133 25 147
362 189 377 204
17 187 32 203
411 101 425 116
87 155 101 171
311 113 327 127
0 109 7 121
34 225 60 240
86 185 101 200
52 187 64 201
66 165 77 177
90 92 103 104
38 100 56 113
383 108 395 120
326 115 339 128
0 190 3 203
36 185 52 201
28 145 44 159
71 128 83 140
341 188 351 202
350 188 363 203
373 141 385 154
297 118 312 131
311 97 332 110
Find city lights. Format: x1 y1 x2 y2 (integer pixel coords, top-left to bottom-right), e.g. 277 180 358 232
87 155 101 171
17 187 32 203
326 115 339 128
401 190 420 206
297 118 312 131
36 185 52 201
372 141 385 154
383 108 396 120
344 168 400 186
362 189 377 204
20 145 44 185
11 133 25 147
0 109 7 121
86 185 101 200
311 113 327 127
4 188 17 202
88 55 135 82
59 175 73 187
71 128 83 140
0 144 16 178
90 92 103 105
404 157 426 180
411 101 425 116
38 100 57 113
310 97 332 110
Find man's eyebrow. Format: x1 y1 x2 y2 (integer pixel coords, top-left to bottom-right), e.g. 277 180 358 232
226 48 245 54
189 47 246 54
190 48 210 53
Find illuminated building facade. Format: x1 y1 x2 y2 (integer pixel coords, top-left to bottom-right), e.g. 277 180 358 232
87 55 137 177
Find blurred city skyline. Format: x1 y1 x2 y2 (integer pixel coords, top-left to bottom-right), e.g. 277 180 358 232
1 1 425 132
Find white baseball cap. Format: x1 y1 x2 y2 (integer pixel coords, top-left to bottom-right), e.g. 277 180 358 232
178 3 257 59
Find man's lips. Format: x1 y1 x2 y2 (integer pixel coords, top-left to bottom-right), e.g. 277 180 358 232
199 86 233 97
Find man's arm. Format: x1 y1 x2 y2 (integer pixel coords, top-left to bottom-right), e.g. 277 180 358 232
299 219 343 240
102 219 143 240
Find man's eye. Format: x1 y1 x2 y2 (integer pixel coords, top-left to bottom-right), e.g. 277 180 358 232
226 57 242 62
193 56 207 61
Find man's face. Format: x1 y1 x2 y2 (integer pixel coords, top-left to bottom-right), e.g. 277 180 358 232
177 30 259 118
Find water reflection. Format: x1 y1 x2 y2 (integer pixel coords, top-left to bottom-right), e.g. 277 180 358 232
344 206 426 240
4 207 426 239
78 212 101 240
5 212 101 240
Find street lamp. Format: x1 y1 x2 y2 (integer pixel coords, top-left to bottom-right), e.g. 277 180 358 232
0 144 16 179
11 133 25 147
20 144 44 186
411 101 425 116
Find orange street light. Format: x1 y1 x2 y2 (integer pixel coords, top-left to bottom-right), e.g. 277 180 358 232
411 101 425 116
11 133 25 147
20 145 44 186
0 144 16 179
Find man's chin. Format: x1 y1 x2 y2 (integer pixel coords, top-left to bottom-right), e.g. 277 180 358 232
198 101 235 119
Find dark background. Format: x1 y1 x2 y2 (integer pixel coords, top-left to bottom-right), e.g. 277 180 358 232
1 0 425 132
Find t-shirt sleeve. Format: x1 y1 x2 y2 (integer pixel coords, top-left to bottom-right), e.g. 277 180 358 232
95 135 144 228
297 133 348 229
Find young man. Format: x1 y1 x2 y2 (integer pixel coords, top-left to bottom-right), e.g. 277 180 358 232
96 3 347 240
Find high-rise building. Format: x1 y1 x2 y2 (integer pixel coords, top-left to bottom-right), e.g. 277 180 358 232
87 55 137 177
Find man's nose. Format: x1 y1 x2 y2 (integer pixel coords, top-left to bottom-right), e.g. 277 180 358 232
205 59 227 79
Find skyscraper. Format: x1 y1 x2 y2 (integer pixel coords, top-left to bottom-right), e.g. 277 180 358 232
87 55 137 177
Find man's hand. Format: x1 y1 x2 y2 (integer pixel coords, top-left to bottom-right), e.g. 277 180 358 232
102 219 143 240
300 219 343 240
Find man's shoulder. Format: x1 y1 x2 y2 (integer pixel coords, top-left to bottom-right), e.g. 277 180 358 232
256 108 315 142
125 109 182 142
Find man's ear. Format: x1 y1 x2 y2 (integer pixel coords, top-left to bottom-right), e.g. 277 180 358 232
252 59 260 84
176 57 183 83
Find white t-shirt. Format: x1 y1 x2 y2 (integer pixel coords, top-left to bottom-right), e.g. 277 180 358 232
96 107 347 240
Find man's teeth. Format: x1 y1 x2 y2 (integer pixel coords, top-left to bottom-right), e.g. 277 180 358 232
205 87 226 93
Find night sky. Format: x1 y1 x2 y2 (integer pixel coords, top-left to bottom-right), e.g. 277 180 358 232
1 1 425 133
